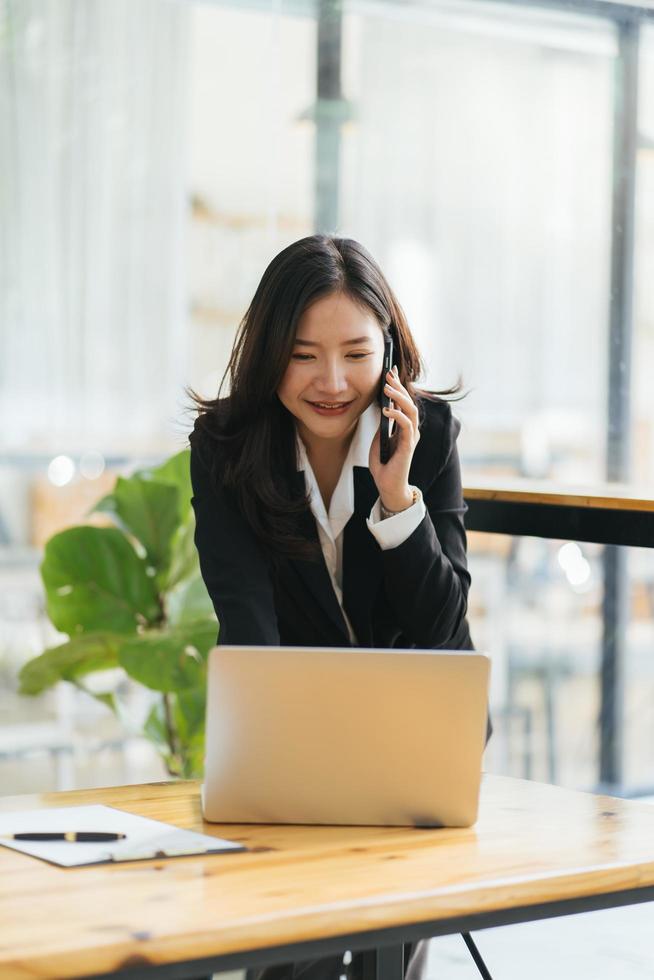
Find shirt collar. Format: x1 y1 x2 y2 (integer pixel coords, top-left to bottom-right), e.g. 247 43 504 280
295 402 380 542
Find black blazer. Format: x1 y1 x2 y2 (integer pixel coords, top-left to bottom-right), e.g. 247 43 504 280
190 397 473 652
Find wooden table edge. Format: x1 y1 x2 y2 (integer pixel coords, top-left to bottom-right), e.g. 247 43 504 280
463 483 654 512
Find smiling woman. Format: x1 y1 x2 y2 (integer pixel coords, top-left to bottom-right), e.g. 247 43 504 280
187 235 459 562
187 233 479 980
277 293 386 512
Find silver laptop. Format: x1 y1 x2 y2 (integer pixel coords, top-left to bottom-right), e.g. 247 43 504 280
202 646 490 828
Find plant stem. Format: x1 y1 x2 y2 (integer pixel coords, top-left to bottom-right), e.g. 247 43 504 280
162 692 181 767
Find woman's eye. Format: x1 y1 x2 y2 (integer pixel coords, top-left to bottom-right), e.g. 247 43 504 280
291 352 371 361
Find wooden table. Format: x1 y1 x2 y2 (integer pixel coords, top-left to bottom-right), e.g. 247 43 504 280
463 477 654 547
2 775 654 980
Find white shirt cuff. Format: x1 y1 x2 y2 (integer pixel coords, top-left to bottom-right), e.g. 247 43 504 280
366 486 426 550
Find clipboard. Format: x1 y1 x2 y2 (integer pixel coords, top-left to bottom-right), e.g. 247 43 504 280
0 804 246 867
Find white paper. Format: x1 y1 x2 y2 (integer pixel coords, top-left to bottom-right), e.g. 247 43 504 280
0 804 245 867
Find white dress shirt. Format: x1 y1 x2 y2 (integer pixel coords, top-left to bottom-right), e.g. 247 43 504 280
295 402 426 644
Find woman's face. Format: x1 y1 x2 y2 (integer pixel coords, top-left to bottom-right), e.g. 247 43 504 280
277 291 386 446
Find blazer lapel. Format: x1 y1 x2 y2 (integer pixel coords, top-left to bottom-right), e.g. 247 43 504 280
288 470 351 642
342 466 384 646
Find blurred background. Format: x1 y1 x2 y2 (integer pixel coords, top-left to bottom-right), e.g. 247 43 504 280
1 0 654 801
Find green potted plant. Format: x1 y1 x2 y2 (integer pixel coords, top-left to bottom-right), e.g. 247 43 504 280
18 450 217 779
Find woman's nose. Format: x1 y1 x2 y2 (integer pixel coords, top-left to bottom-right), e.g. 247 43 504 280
316 361 349 394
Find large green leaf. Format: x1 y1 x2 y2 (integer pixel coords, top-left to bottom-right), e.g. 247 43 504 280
164 513 200 590
174 687 206 778
18 632 122 696
111 475 180 574
118 620 217 692
143 700 169 750
41 526 161 635
90 450 196 591
92 491 118 520
174 687 206 744
146 449 192 523
167 575 216 626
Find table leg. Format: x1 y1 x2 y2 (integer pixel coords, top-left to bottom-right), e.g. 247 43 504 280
462 933 494 980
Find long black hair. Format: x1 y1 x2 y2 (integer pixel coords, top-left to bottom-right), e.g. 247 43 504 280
187 234 461 563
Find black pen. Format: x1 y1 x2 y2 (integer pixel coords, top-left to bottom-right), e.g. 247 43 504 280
2 832 126 842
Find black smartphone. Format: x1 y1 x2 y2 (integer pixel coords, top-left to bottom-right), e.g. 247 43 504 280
379 336 394 464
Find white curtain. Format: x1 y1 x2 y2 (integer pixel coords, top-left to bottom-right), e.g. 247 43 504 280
0 0 190 453
339 0 616 463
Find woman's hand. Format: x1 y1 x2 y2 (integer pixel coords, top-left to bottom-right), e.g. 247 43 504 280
368 366 420 512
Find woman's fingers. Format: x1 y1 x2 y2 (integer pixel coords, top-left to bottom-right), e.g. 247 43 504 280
385 369 417 403
384 382 415 409
382 405 419 442
384 380 419 428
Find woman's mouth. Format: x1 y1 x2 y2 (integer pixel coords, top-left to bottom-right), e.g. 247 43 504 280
307 400 354 416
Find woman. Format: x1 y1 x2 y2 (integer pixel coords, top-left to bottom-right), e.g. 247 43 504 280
189 234 476 980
